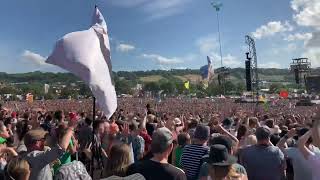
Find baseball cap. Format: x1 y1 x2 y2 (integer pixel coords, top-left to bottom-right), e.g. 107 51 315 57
151 127 173 154
24 129 48 146
255 126 271 141
194 125 210 141
204 144 237 166
174 118 182 125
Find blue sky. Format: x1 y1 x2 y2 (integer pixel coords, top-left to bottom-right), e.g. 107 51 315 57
0 0 319 73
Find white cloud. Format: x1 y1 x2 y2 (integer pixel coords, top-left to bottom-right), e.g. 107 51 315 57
196 35 219 56
195 35 241 68
117 43 135 53
302 48 320 67
290 1 320 67
108 0 193 21
21 50 47 66
141 53 182 65
291 0 320 30
252 21 293 39
209 53 241 68
108 0 148 8
305 31 320 48
260 62 282 69
284 32 312 42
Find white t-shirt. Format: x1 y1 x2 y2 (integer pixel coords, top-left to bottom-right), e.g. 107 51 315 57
285 147 320 180
308 153 320 180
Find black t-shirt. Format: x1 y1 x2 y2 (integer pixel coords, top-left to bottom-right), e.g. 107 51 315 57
127 159 187 180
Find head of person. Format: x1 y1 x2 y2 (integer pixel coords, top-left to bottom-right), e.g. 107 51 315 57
205 144 240 180
93 120 105 136
151 127 174 160
16 120 29 141
177 133 191 148
80 112 87 119
193 125 210 144
6 157 30 180
119 109 124 115
44 114 53 123
22 112 30 121
236 125 247 141
209 135 235 155
56 124 68 143
255 126 271 145
265 119 274 129
188 119 199 130
104 143 131 178
54 110 64 122
270 134 281 146
24 129 48 151
248 117 258 129
129 123 139 136
294 127 312 145
222 118 233 130
4 118 12 130
0 122 9 139
85 117 92 126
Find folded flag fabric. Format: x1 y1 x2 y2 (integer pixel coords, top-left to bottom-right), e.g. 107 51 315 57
184 81 190 90
46 6 117 119
200 56 214 80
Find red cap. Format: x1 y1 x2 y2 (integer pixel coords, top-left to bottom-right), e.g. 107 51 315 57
11 112 17 118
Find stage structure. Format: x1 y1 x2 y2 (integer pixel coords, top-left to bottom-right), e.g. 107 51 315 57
290 58 311 85
305 75 320 94
245 35 259 103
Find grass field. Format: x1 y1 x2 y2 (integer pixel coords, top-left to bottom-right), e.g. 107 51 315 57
139 75 163 82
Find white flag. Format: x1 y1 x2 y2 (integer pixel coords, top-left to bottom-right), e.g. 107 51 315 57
44 84 50 94
46 7 117 119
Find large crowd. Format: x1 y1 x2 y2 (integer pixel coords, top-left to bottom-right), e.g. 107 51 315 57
0 97 319 180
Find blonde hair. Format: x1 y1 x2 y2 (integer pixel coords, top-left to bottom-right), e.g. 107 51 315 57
208 164 241 180
103 144 132 178
7 157 30 180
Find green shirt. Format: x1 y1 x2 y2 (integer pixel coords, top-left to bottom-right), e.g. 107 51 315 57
174 146 183 168
53 139 74 174
0 137 6 144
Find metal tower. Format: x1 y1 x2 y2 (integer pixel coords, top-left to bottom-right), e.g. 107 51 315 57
245 35 259 102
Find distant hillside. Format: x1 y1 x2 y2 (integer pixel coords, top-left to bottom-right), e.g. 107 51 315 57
0 68 319 84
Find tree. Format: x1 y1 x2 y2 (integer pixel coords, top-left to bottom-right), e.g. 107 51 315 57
269 83 284 94
159 81 176 95
144 82 160 95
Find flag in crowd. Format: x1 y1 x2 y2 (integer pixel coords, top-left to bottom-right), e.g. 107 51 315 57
200 56 214 80
46 6 117 118
184 81 190 90
26 93 33 103
44 84 50 94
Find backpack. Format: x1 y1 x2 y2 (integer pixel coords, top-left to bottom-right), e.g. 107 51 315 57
55 161 91 180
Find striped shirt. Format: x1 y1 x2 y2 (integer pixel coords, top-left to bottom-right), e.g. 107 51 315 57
181 144 209 180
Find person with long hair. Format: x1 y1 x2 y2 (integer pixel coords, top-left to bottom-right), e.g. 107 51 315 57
6 157 30 180
103 143 132 178
205 144 246 180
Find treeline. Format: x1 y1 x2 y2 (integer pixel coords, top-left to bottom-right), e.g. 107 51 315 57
0 68 316 99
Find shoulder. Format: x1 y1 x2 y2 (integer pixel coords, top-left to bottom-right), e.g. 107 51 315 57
285 147 297 156
233 163 247 175
128 160 148 173
167 164 186 178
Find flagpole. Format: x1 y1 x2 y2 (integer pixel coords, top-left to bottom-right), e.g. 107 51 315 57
91 96 96 177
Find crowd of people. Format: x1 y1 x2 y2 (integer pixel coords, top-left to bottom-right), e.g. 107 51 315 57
0 97 319 180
